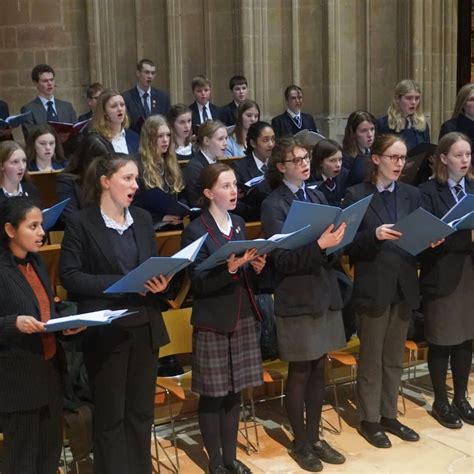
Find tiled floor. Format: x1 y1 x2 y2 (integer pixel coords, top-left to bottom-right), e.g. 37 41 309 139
151 368 474 473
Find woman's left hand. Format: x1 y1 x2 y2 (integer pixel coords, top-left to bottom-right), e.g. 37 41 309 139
144 274 171 294
63 326 87 336
250 254 267 274
430 239 445 248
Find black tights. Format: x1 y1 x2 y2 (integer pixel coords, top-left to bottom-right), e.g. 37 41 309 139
198 391 241 469
284 355 326 450
427 340 472 403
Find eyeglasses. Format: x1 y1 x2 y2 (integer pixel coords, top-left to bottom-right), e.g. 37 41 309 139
284 154 312 166
381 154 407 163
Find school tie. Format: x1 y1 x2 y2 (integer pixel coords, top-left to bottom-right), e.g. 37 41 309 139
293 114 302 129
295 188 309 202
260 164 268 175
202 105 209 122
453 183 466 201
142 92 151 117
324 177 336 191
46 101 58 122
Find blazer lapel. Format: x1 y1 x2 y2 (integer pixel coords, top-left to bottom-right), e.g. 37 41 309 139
150 88 159 114
131 209 153 263
395 183 412 220
307 187 325 204
33 98 47 123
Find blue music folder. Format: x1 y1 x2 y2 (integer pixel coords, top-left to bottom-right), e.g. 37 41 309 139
282 194 373 254
45 309 135 332
138 187 200 218
42 198 70 231
0 111 31 129
441 193 474 228
450 211 474 230
104 234 208 293
195 226 312 272
392 207 455 256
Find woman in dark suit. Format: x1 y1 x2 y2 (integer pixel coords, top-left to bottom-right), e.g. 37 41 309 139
59 153 174 474
0 141 40 205
75 88 139 163
419 132 474 428
0 196 79 474
439 83 474 142
261 136 346 472
344 134 421 448
181 163 266 474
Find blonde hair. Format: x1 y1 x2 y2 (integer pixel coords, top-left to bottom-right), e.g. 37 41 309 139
452 83 474 119
387 79 426 133
196 120 227 148
139 115 184 193
90 89 129 140
433 132 474 184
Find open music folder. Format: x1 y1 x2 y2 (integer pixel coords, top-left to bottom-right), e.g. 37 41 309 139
45 309 135 332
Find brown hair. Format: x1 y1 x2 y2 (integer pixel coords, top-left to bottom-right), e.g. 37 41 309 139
0 141 30 185
312 139 342 175
342 110 376 158
433 132 473 184
367 134 406 183
191 75 211 91
452 83 474 119
25 124 65 169
266 136 306 189
167 103 193 147
89 89 129 139
196 120 227 148
82 153 137 206
233 100 260 147
198 162 234 208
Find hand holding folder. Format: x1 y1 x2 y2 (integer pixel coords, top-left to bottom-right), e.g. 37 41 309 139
104 234 208 293
45 309 134 332
282 194 373 254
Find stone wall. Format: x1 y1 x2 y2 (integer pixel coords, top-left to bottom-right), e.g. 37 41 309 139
0 0 459 143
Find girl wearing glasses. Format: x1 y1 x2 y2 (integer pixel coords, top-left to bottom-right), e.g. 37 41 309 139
261 136 347 472
342 111 376 187
419 132 474 429
344 134 421 448
376 79 430 152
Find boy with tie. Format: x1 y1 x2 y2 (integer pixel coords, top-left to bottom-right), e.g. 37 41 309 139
271 85 318 138
189 75 221 134
21 64 77 139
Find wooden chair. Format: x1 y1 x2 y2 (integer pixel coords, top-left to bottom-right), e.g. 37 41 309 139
29 170 61 208
155 230 183 257
39 244 64 298
244 221 262 240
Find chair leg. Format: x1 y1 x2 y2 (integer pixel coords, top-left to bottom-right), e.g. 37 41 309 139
398 380 407 416
152 422 161 474
240 395 251 455
248 390 260 452
332 384 342 434
165 389 180 471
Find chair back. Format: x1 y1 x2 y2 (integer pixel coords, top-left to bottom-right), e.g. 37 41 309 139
39 243 61 296
160 307 193 357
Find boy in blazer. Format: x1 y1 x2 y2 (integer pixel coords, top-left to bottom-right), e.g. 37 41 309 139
189 75 222 134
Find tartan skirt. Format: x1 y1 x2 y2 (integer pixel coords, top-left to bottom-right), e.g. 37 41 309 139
191 298 263 397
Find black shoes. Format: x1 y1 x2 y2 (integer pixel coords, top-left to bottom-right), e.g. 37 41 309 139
431 400 463 429
380 417 420 442
453 398 474 425
210 465 229 474
312 440 346 464
288 442 323 472
225 459 252 473
357 421 391 448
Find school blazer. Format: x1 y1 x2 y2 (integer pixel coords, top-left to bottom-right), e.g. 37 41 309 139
0 250 65 412
189 101 222 134
260 183 343 318
312 168 349 207
59 205 171 351
439 113 474 143
375 115 430 152
344 181 421 312
181 210 261 333
419 179 474 297
0 181 41 206
123 86 171 133
271 111 318 138
221 101 238 126
233 153 263 186
182 151 212 207
21 97 77 138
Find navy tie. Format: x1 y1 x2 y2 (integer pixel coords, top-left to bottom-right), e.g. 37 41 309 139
453 184 465 201
295 188 309 202
293 115 302 128
46 101 57 122
202 105 209 122
142 92 151 117
261 164 268 174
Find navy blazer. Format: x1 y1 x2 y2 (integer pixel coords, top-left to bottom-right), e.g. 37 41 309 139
344 181 421 312
220 101 238 126
261 183 343 318
59 205 172 351
342 151 370 187
0 250 65 412
419 178 474 297
21 97 77 138
375 115 430 152
182 151 211 207
181 210 261 332
123 86 171 133
271 111 318 138
312 168 349 207
439 113 474 143
0 181 41 207
233 152 263 187
189 101 222 134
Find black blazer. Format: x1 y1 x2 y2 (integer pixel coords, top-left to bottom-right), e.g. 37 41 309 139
21 97 77 138
0 250 65 412
439 113 474 143
220 101 238 126
0 99 13 141
419 179 474 297
233 152 263 186
260 183 343 318
56 173 82 224
181 210 261 332
0 181 41 207
271 111 318 138
59 206 172 351
182 151 211 207
344 181 421 311
189 101 222 134
311 168 349 207
123 86 171 133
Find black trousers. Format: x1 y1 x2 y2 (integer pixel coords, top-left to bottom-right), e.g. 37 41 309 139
84 324 157 474
0 365 63 474
356 302 411 422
